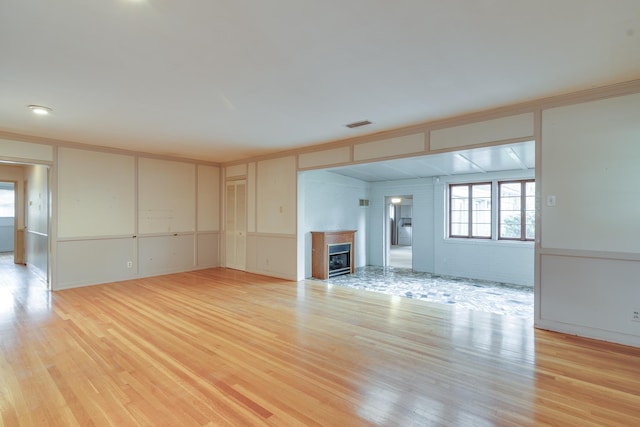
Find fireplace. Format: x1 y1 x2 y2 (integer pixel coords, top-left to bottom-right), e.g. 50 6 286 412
328 243 352 277
311 230 356 279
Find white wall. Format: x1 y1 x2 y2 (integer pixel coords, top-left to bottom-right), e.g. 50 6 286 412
58 148 136 238
368 170 535 286
138 158 196 234
298 170 369 279
368 178 435 273
256 156 297 235
538 92 640 347
245 156 298 280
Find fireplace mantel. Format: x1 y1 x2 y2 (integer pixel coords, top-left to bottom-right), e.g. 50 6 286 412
311 230 356 280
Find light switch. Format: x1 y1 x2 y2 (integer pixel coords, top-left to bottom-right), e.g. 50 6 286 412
546 195 556 207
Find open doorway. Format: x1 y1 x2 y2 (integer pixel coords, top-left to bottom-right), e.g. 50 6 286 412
385 195 413 269
0 162 50 289
310 141 536 318
0 182 16 258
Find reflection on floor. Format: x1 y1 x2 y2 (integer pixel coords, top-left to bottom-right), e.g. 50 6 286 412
389 245 412 268
324 266 534 319
0 252 50 323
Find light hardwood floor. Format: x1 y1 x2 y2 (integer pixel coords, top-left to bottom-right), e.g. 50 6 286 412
2 261 640 426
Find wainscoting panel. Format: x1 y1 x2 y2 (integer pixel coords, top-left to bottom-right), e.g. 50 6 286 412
57 238 136 289
26 230 48 281
249 234 297 280
539 254 640 346
0 219 14 252
197 232 219 268
138 234 195 277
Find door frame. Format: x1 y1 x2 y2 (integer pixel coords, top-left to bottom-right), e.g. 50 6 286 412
383 194 413 269
0 161 52 289
225 179 247 271
0 180 18 261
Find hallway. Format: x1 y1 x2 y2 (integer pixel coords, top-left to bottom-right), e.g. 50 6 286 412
0 252 50 324
389 245 412 268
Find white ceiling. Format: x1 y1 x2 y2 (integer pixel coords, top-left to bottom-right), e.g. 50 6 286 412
1 1 639 163
327 141 534 182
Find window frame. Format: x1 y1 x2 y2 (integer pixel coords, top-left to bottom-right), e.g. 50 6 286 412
448 182 493 239
498 179 535 241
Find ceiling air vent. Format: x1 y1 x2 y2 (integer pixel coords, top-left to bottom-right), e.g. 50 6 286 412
346 120 372 129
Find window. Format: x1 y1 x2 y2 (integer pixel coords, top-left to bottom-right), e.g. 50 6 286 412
499 180 535 241
0 184 15 218
449 182 492 238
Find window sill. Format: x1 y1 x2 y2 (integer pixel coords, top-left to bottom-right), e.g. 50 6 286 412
444 238 534 247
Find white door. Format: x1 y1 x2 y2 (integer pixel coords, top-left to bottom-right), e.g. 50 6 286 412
225 180 246 270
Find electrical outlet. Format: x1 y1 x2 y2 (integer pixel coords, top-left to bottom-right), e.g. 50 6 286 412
632 309 640 322
127 261 133 268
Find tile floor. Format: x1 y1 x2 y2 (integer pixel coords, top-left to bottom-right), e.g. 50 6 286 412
322 266 534 319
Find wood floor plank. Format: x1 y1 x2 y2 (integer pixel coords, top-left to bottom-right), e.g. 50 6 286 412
2 264 640 426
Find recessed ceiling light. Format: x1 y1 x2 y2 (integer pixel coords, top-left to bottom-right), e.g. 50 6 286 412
28 105 52 115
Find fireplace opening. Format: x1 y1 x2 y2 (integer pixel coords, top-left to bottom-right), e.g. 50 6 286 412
328 243 351 278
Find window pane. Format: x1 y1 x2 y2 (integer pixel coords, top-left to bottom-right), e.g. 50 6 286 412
451 185 469 199
474 223 491 237
471 184 491 237
525 195 535 211
525 210 535 240
473 210 491 224
526 182 536 195
451 222 468 236
499 180 536 240
450 184 470 237
501 214 521 238
500 224 518 239
501 196 520 210
0 188 15 217
451 198 468 211
501 182 521 196
451 211 467 223
473 184 491 198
